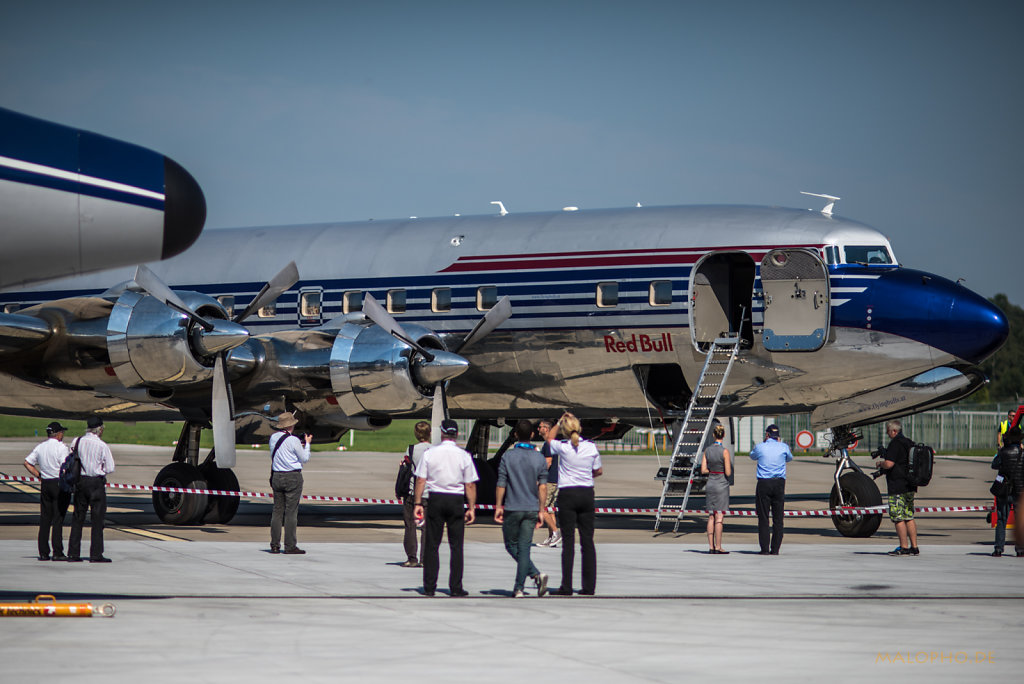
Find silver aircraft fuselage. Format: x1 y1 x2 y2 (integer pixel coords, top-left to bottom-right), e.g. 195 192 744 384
0 204 1008 434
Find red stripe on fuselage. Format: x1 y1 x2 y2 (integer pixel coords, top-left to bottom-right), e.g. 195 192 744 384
439 244 823 273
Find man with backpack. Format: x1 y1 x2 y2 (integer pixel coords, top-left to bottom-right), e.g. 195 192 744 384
990 426 1024 557
877 419 920 556
23 421 71 561
67 416 116 563
399 421 431 568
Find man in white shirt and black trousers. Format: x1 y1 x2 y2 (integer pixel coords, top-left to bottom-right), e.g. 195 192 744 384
23 421 71 561
413 419 479 597
67 416 116 563
269 412 311 555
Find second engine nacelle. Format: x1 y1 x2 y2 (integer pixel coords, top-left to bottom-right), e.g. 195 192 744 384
328 319 465 416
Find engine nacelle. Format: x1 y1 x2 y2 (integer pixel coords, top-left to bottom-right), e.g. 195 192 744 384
106 290 231 388
329 320 447 415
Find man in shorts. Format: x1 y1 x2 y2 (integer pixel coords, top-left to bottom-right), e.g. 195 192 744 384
877 419 919 556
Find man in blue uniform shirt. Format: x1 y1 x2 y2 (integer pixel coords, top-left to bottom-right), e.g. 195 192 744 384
750 424 793 555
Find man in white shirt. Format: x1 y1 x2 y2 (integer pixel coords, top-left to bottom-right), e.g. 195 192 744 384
269 412 311 555
23 421 71 561
413 419 478 597
67 416 116 563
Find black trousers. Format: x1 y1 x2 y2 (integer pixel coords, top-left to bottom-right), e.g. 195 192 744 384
68 476 107 559
755 478 786 553
402 497 426 562
38 478 71 557
422 493 465 594
557 486 596 593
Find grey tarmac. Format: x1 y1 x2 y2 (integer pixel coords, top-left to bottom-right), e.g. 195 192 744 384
1 440 1021 682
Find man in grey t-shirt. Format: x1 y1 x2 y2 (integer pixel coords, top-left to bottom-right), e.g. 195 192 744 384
495 419 550 597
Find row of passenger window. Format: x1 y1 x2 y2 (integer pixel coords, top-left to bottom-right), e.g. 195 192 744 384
215 281 674 319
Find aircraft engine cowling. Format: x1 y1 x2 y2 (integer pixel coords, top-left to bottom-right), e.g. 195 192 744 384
328 320 466 415
106 290 247 388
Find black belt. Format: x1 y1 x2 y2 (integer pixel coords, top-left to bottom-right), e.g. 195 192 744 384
758 476 785 480
272 468 302 473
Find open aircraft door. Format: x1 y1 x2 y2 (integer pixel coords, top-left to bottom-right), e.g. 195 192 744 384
760 249 829 352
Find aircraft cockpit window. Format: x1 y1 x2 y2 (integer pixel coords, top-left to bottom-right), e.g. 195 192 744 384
217 295 235 315
300 291 322 318
476 286 497 311
432 288 451 313
257 302 277 318
596 282 618 308
343 291 363 314
823 246 839 265
843 245 893 265
387 289 406 314
2 303 20 314
649 281 672 306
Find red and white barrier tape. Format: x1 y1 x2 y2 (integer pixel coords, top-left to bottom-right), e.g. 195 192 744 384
1 473 995 516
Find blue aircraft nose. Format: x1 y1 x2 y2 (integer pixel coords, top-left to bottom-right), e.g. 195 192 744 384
870 268 1008 364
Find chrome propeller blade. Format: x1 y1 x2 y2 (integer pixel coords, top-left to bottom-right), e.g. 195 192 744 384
211 354 237 468
430 382 447 444
134 264 213 332
362 293 436 361
233 261 300 324
455 295 511 353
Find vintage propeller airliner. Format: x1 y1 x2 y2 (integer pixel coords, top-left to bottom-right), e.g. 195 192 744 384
0 182 1008 535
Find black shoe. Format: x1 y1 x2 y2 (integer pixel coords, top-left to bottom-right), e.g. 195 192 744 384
578 589 595 595
400 559 419 567
1017 551 1024 558
449 589 469 597
269 546 280 554
422 589 435 597
52 553 67 561
551 587 574 596
909 547 920 556
89 556 112 563
37 554 50 561
716 549 730 555
992 550 1003 557
888 546 912 556
758 551 770 555
66 556 82 562
769 551 779 555
283 547 306 555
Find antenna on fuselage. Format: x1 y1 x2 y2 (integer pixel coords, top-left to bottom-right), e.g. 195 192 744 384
800 191 841 217
491 201 508 216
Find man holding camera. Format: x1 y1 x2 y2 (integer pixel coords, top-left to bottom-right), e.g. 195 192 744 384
269 412 311 555
749 424 793 555
877 419 919 556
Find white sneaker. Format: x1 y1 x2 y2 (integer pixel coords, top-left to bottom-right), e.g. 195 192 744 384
533 572 549 597
548 532 562 548
513 590 526 598
536 535 553 547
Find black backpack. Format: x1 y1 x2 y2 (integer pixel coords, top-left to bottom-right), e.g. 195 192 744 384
906 443 934 488
394 445 414 500
58 438 82 494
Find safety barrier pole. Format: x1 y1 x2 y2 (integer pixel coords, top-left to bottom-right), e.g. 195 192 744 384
0 594 115 617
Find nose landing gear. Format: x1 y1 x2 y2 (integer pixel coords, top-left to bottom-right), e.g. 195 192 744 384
825 426 883 538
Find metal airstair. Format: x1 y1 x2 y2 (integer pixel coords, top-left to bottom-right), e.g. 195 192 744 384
654 336 741 532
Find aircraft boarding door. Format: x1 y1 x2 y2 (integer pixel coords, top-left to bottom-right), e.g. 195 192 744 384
689 252 755 351
759 249 829 352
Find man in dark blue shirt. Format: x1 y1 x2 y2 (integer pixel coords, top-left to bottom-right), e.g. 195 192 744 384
750 424 793 555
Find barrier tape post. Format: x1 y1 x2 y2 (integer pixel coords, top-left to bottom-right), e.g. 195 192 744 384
0 594 115 618
0 473 995 517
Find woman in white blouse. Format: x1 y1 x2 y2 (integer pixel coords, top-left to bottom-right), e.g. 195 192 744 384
545 412 602 595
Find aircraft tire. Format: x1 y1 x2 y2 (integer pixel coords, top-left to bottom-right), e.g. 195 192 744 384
829 472 883 538
152 463 209 525
200 464 241 524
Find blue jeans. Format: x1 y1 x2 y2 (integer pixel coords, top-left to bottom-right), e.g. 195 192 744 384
502 510 540 592
994 496 1020 553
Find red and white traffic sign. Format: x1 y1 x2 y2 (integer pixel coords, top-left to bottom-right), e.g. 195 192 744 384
795 430 815 449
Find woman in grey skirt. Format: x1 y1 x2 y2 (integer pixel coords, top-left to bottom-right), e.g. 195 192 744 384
700 424 732 554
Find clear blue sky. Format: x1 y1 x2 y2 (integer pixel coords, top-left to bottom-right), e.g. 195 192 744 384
2 1 1020 304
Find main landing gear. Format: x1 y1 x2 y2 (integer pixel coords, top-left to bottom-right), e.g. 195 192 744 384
152 422 241 525
825 426 883 538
